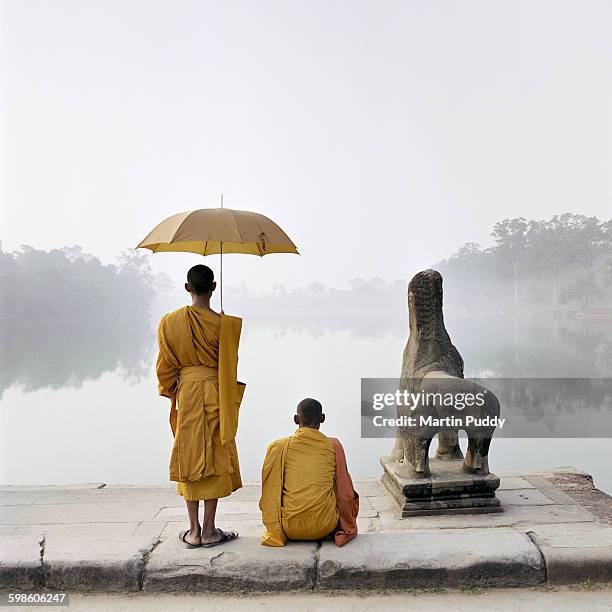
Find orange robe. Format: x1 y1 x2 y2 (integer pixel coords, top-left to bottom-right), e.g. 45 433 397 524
156 306 245 501
259 427 359 547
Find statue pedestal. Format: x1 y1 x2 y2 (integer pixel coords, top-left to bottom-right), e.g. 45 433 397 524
380 456 502 517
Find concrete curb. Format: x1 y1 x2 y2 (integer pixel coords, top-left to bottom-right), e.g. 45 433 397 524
317 530 545 590
2 469 612 593
2 533 611 592
42 535 161 592
1 532 547 593
143 537 318 592
0 535 44 591
527 523 612 585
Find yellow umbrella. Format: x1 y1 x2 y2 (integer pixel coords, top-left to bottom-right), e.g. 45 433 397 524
136 200 299 310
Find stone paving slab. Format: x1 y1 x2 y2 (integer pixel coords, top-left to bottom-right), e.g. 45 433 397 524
368 495 396 513
217 500 262 514
535 486 578 505
500 467 593 479
131 521 170 539
0 522 141 538
527 522 612 585
0 502 163 525
378 503 597 531
497 476 536 490
226 486 267 502
317 529 545 589
356 506 377 518
143 536 317 592
351 479 385 497
357 517 377 534
0 483 106 492
156 501 260 520
0 488 179 507
496 489 556 506
1 468 611 592
0 534 44 590
43 534 160 592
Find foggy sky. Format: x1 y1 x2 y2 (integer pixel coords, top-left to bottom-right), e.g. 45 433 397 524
2 0 611 294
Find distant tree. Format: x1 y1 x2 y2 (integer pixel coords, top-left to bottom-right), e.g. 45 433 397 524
528 214 610 309
491 217 529 309
435 242 495 309
306 281 326 294
560 272 606 310
0 245 163 321
524 282 549 309
431 213 611 312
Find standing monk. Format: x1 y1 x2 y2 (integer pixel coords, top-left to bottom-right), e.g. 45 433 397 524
156 264 245 548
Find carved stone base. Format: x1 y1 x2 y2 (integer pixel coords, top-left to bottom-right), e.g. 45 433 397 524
380 456 503 517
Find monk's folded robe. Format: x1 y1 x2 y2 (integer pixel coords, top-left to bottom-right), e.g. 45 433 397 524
259 427 359 546
156 306 245 501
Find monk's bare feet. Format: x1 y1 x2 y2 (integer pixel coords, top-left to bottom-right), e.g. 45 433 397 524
180 528 201 547
201 527 220 545
201 527 238 547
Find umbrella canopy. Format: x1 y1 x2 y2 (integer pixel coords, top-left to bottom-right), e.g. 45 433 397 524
136 208 299 256
136 206 299 311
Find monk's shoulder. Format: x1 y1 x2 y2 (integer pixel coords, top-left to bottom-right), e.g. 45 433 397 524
326 434 345 451
220 312 243 328
221 310 241 319
160 306 188 327
268 435 291 448
266 436 291 454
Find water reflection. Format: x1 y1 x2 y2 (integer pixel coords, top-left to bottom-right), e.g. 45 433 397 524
2 308 612 491
243 311 407 340
0 317 155 398
249 310 612 379
447 314 612 378
2 307 612 398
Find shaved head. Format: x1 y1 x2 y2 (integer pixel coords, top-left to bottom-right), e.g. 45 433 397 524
186 264 214 295
296 398 324 429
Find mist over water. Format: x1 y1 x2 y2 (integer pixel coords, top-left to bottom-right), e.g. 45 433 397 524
3 215 612 489
2 282 611 493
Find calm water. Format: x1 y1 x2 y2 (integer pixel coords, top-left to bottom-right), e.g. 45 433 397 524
1 307 611 493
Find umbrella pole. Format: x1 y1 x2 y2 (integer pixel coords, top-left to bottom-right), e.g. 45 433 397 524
220 193 224 313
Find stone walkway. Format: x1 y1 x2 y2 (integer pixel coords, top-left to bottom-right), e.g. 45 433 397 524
1 467 612 592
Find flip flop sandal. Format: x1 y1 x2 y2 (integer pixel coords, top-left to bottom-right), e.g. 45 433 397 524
201 528 238 548
179 529 201 548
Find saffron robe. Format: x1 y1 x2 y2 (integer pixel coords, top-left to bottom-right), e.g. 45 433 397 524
156 306 245 500
259 427 359 547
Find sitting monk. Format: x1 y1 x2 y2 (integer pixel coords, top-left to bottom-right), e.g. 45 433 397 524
259 398 359 547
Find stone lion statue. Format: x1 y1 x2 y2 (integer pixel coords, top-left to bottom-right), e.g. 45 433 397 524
389 269 499 478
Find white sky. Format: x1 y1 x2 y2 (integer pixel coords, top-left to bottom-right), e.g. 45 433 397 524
2 0 611 290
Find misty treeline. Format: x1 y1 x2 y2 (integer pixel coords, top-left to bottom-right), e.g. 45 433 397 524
0 244 171 321
0 245 168 396
227 277 407 316
2 212 610 324
436 214 612 312
228 214 612 315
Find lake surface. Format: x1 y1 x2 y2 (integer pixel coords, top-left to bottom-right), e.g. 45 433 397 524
2 307 611 493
